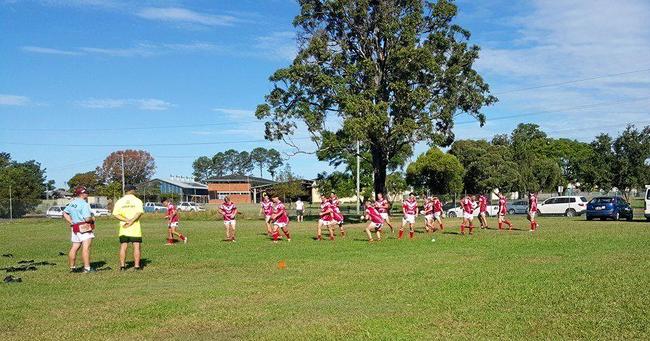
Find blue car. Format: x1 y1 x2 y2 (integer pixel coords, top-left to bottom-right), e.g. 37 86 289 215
507 200 529 215
586 196 634 221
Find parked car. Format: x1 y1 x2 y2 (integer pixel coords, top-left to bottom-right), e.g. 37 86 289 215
144 202 167 213
586 196 633 221
507 200 529 215
537 196 588 217
446 203 499 218
90 203 110 217
178 202 205 212
645 186 650 221
46 206 67 218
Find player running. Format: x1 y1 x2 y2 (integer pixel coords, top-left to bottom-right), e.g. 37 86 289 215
219 196 238 242
400 192 418 239
423 197 435 234
260 194 274 236
374 193 394 233
478 194 490 229
330 193 346 237
497 193 514 230
528 192 539 232
364 200 384 242
432 196 445 231
459 195 476 235
317 198 335 241
270 195 291 243
163 198 187 245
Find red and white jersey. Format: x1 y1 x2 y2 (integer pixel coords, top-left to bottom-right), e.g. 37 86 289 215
273 202 289 224
220 202 237 221
498 197 508 215
374 198 389 213
366 206 384 224
478 196 488 213
529 195 538 212
331 198 344 221
461 198 474 214
424 201 434 215
433 199 443 213
166 203 179 223
320 201 333 221
403 199 418 215
261 199 273 216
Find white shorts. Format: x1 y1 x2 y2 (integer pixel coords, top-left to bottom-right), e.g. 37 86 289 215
479 211 487 217
264 215 272 223
224 220 236 226
434 212 442 220
463 212 474 220
168 222 179 228
370 222 383 231
425 214 434 222
319 219 333 226
528 211 536 219
380 213 389 220
274 222 287 228
402 214 415 224
71 232 94 243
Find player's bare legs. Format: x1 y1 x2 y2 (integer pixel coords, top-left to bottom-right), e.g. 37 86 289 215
119 243 128 268
281 226 291 241
365 223 374 241
317 221 324 240
68 242 81 270
384 216 394 233
229 222 237 241
327 223 335 240
133 242 141 269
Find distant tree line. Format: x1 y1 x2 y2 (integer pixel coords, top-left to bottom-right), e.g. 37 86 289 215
0 152 48 218
192 147 283 182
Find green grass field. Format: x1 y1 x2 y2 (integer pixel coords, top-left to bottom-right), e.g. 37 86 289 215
1 215 649 340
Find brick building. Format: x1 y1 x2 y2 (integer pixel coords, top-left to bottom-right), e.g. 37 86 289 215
206 175 276 204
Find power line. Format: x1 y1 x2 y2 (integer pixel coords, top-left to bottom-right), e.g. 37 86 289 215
493 67 650 95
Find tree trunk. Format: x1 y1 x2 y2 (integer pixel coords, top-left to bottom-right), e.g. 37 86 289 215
370 145 387 198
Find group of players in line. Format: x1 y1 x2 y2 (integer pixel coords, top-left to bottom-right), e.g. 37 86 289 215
172 191 540 244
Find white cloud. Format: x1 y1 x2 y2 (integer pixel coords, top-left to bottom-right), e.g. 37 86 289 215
21 46 82 56
137 7 238 26
254 31 297 61
212 108 254 118
22 42 221 57
0 94 30 106
77 98 173 110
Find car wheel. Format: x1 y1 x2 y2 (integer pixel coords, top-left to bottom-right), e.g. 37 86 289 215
508 209 515 215
626 214 633 221
586 216 593 221
448 212 457 218
565 209 576 217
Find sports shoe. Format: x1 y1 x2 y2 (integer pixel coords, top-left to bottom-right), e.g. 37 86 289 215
134 267 142 271
69 267 78 273
165 242 174 246
287 238 291 242
83 268 96 273
183 237 188 244
119 266 127 272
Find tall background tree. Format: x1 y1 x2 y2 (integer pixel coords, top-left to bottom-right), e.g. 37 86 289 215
67 171 102 193
250 147 284 178
0 153 48 218
98 150 156 186
611 125 650 197
257 0 496 195
193 148 283 181
406 147 464 195
270 165 307 201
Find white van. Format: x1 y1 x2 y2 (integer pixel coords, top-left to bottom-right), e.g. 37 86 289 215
643 185 650 220
537 196 588 217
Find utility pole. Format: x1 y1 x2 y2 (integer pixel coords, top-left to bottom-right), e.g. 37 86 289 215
9 184 13 221
356 140 360 214
121 153 126 196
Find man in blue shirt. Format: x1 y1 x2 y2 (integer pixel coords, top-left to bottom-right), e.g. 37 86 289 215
62 186 96 273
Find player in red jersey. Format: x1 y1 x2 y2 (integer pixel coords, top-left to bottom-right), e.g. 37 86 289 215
317 198 335 241
270 195 291 243
374 193 394 233
527 192 539 232
330 193 346 237
497 193 514 230
422 197 435 234
478 194 490 229
364 200 384 242
400 193 418 239
163 198 187 245
219 196 238 242
432 196 445 231
260 194 274 236
459 195 476 235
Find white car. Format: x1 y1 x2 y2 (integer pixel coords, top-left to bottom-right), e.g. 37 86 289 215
643 185 650 220
446 204 499 218
178 202 205 212
537 196 588 217
144 202 167 213
90 204 110 217
46 206 66 218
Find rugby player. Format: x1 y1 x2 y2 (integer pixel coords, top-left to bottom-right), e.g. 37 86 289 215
478 194 490 229
113 185 144 271
364 200 384 242
400 192 418 239
317 198 335 241
374 193 394 233
62 186 95 273
330 193 346 237
260 194 274 236
163 198 187 245
459 195 475 235
422 196 435 233
497 193 514 230
219 196 238 242
528 192 539 232
270 195 291 243
432 196 445 231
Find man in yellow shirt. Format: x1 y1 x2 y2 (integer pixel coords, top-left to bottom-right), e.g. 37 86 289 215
112 185 144 271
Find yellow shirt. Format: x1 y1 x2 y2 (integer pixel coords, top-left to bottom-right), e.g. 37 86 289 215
112 194 144 237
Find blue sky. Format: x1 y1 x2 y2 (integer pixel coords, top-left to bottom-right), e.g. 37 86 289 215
1 0 649 188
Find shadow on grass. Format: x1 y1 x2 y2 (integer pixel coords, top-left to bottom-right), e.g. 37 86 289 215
124 258 151 269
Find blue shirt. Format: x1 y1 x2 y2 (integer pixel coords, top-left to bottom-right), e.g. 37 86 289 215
63 198 92 224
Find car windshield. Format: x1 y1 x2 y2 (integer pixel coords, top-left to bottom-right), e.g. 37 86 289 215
580 197 588 202
590 198 613 204
647 190 650 200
